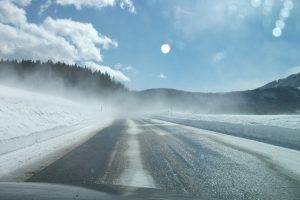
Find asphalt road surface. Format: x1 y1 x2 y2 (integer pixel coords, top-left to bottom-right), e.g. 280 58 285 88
27 119 300 200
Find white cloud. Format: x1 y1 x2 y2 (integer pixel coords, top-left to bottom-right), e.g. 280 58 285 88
0 22 78 63
0 1 126 82
114 63 123 69
171 1 251 37
114 63 133 71
0 1 117 63
42 17 118 62
0 0 27 26
39 0 136 15
10 0 32 6
38 0 52 16
54 0 115 9
158 73 166 79
124 66 133 71
212 51 227 64
286 66 300 76
120 0 136 13
85 62 130 82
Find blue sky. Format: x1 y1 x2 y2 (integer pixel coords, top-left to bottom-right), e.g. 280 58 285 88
1 0 300 92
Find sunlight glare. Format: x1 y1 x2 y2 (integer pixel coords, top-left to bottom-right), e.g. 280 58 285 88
161 44 171 54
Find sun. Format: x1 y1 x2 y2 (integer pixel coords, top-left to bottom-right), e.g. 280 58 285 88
161 43 171 54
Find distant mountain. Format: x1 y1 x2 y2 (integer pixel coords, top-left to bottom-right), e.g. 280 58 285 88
1 59 299 114
136 81 300 114
259 73 300 89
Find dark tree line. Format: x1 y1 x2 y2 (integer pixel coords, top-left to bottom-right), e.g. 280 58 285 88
0 59 128 96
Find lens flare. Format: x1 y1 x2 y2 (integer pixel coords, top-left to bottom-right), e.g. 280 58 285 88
272 27 282 37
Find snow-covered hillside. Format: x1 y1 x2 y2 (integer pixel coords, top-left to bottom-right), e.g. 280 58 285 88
1 86 92 140
0 85 114 180
0 85 115 153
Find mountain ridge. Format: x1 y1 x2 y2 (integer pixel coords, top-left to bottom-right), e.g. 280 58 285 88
136 73 300 114
259 73 300 89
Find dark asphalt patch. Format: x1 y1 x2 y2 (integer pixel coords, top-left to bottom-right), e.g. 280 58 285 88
26 120 125 185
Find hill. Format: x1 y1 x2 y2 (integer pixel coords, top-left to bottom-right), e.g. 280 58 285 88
259 73 300 89
136 86 300 114
0 59 127 98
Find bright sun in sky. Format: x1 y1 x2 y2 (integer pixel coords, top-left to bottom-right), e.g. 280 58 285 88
161 44 171 54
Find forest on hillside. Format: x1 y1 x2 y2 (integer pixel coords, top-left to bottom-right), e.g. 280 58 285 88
0 59 127 97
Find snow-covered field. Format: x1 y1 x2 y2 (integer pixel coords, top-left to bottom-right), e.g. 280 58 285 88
0 85 98 141
161 112 300 130
0 85 114 180
155 112 300 150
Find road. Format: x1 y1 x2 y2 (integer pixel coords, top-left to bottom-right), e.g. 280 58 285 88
27 118 300 199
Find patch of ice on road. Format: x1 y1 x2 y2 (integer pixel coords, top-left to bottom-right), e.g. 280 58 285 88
117 120 156 188
154 129 169 136
156 114 300 151
209 132 300 181
159 119 300 181
149 119 177 126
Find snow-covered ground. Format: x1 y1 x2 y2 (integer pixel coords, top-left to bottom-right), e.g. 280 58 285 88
0 85 114 180
0 85 102 141
161 112 300 130
0 120 112 181
155 112 300 150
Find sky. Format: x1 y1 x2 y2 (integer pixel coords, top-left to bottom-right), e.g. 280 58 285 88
0 0 300 92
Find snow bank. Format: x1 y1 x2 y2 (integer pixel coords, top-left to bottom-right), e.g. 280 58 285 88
156 112 300 150
0 85 115 180
0 120 113 181
160 112 300 130
0 85 112 154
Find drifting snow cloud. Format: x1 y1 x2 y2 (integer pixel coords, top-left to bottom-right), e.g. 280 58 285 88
0 0 127 81
85 62 130 82
39 0 136 15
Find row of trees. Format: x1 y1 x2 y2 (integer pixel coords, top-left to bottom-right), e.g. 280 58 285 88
0 59 127 96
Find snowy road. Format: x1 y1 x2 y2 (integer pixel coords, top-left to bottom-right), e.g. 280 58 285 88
26 119 300 199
